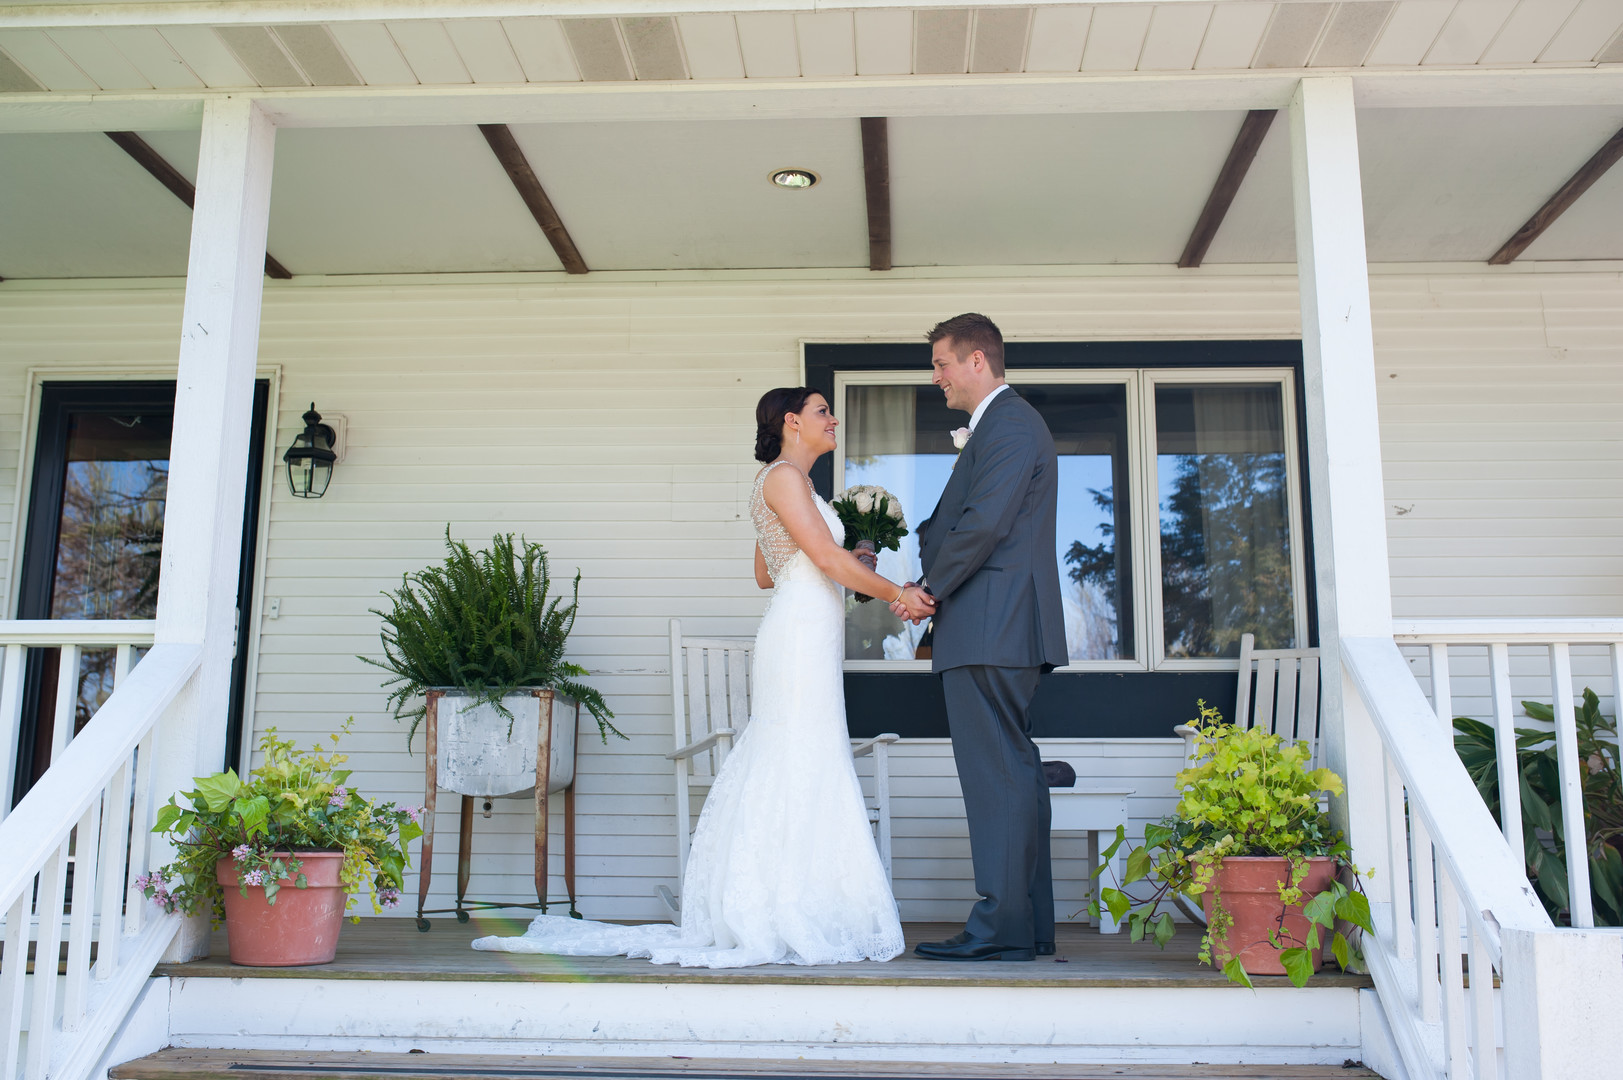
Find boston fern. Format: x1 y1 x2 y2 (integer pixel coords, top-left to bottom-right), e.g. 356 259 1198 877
363 531 622 746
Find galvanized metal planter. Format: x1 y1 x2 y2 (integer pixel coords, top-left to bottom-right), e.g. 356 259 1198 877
414 688 581 930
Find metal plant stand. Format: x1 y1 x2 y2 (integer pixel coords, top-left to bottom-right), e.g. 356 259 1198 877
414 687 582 930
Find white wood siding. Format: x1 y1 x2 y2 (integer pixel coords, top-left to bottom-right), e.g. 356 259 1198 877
0 268 1618 920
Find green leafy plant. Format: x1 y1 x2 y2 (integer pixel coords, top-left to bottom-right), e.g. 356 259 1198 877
141 719 423 924
363 530 621 746
1453 688 1622 925
1089 700 1374 987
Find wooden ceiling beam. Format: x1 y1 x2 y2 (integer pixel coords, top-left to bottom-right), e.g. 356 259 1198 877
1178 109 1276 270
860 117 892 272
1488 125 1623 265
478 123 587 275
105 131 293 279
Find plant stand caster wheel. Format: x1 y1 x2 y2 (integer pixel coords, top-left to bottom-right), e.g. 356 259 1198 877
456 910 470 924
570 908 582 920
416 918 431 932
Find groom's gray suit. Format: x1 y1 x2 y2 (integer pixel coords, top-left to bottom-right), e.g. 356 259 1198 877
918 387 1067 950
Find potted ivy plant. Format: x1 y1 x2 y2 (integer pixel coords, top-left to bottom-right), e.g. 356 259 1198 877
141 720 422 966
1090 700 1374 987
364 531 621 794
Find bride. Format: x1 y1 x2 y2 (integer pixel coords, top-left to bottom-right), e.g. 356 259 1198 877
473 387 935 967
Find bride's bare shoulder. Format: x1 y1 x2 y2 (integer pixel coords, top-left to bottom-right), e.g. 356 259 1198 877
760 462 813 509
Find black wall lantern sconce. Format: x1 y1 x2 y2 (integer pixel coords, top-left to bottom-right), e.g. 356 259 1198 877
284 403 337 499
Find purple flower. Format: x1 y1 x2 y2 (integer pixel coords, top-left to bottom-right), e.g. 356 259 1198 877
378 886 400 909
231 844 251 862
329 786 349 807
242 869 266 886
405 805 423 824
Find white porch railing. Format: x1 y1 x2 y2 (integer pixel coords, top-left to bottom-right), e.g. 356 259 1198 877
1347 618 1623 1080
1393 618 1623 930
0 621 200 1080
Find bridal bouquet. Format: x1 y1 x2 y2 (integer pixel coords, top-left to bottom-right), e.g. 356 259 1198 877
831 485 908 602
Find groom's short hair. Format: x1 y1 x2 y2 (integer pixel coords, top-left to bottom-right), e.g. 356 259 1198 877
927 313 1005 377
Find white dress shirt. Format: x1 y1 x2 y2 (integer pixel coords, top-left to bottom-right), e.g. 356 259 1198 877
968 383 1011 432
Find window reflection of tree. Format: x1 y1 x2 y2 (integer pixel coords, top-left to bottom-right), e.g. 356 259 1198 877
1158 450 1292 658
1064 487 1125 660
52 457 166 729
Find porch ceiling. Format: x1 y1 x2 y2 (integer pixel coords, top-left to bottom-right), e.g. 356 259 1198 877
3 101 1623 279
1 3 1621 93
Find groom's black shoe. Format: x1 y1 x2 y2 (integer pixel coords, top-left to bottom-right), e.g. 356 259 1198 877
1035 941 1056 956
914 934 1035 962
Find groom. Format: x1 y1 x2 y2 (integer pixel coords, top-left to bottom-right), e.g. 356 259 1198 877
897 313 1067 962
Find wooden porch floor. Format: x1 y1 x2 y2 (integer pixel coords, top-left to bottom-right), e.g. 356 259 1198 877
156 918 1374 990
114 1048 1382 1080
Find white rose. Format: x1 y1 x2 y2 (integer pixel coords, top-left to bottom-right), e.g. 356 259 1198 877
855 491 874 513
951 427 972 450
887 500 905 525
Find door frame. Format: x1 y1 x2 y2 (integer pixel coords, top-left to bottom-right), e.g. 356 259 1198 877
8 371 280 798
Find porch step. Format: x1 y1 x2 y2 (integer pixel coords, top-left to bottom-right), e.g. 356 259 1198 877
113 1050 1382 1080
151 921 1377 1067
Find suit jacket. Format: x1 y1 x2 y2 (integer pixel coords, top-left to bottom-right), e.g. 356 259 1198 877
917 388 1068 674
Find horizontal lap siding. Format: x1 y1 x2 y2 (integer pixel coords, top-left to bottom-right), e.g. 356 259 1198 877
0 270 1618 920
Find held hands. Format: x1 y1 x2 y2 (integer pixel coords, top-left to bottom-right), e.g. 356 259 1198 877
889 582 935 624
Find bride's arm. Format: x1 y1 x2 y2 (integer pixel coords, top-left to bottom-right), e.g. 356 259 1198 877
762 467 934 613
754 544 772 590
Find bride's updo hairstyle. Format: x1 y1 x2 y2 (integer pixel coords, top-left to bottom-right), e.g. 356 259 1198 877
754 386 817 463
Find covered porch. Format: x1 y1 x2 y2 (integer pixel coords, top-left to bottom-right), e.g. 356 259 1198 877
3 3 1623 1080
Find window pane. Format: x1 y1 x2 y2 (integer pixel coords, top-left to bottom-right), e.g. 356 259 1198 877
841 382 1133 663
1155 383 1293 658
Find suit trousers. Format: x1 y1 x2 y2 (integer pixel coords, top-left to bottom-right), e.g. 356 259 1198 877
940 664 1054 949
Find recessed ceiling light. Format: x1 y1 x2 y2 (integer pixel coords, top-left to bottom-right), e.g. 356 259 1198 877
770 168 819 189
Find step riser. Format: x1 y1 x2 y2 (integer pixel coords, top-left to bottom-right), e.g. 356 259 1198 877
164 977 1369 1066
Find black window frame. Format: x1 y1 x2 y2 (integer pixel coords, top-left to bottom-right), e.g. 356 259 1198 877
804 339 1317 739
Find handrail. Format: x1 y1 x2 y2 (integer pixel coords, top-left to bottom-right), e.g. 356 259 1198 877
0 641 200 1080
0 643 200 910
1394 617 1623 645
0 620 157 647
1345 636 1552 941
1345 634 1556 1080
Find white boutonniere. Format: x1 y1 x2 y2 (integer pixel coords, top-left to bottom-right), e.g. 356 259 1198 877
951 427 972 451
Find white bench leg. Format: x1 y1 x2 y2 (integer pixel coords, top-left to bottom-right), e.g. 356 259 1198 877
1090 829 1123 934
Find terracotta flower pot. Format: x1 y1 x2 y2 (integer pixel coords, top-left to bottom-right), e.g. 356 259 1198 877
217 850 346 967
1202 855 1337 976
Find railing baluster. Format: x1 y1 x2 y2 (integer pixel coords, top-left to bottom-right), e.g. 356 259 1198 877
1384 751 1415 961
0 645 25 819
1429 643 1453 726
1547 643 1593 928
1467 922 1498 1080
1487 644 1523 853
1436 868 1469 1079
94 757 133 980
126 727 158 936
24 842 70 1080
114 644 134 688
0 890 29 1080
52 643 81 763
61 799 103 1032
1411 816 1442 1024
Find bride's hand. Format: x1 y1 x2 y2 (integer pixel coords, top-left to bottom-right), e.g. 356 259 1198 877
890 584 934 624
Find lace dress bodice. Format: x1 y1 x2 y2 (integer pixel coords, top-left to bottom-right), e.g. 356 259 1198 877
750 461 842 586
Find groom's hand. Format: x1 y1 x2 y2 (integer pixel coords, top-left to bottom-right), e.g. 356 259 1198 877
890 583 935 624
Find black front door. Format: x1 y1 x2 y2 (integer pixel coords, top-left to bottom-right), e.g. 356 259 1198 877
11 380 269 803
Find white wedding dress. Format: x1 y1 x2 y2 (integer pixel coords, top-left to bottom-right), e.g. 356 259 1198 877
472 461 905 968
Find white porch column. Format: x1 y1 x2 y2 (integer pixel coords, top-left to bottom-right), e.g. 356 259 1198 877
1288 77 1392 899
151 96 275 961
